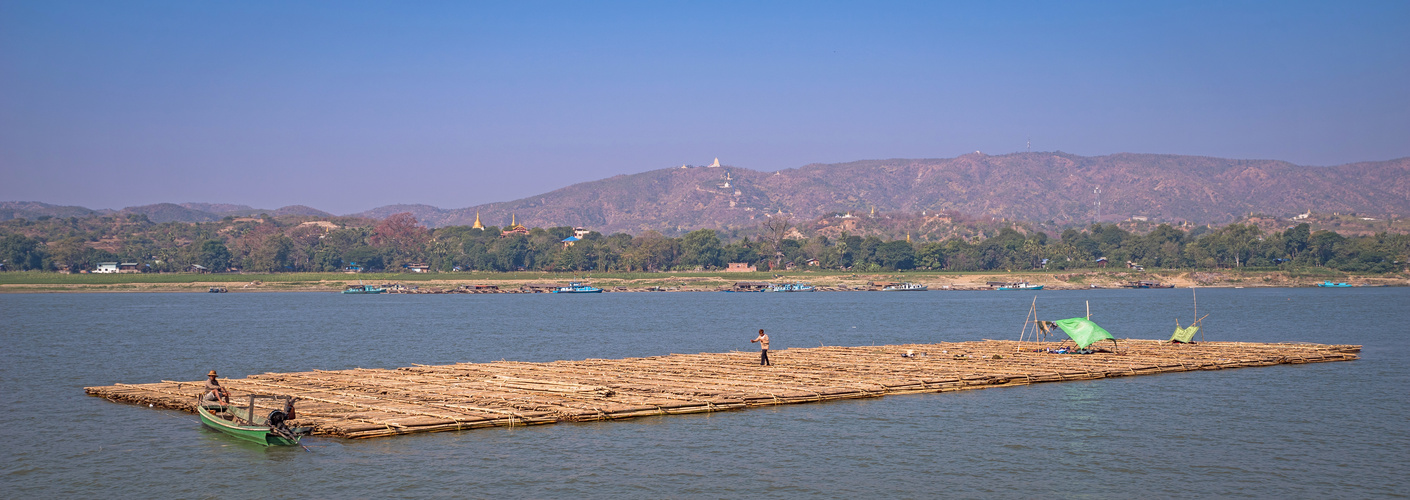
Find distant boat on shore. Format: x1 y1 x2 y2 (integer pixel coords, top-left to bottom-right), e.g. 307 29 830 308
342 284 386 294
882 282 928 291
765 282 815 292
997 282 1043 291
1316 281 1353 288
553 282 603 293
1122 281 1174 289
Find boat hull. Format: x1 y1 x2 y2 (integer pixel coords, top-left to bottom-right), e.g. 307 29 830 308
342 287 386 294
553 282 603 293
997 285 1043 291
197 404 301 446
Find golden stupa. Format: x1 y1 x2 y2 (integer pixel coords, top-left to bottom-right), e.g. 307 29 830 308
501 214 529 236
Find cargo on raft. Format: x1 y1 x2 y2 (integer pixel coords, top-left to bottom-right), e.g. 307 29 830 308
86 339 1359 440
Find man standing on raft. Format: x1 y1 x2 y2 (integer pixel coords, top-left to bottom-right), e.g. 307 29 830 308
751 329 771 366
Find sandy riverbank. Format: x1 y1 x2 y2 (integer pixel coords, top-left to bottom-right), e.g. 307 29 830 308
1 270 1403 293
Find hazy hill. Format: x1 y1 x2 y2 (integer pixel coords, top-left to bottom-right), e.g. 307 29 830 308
352 204 447 223
119 203 226 222
176 203 258 215
0 201 106 221
0 201 334 224
352 152 1409 233
269 205 334 218
106 203 333 222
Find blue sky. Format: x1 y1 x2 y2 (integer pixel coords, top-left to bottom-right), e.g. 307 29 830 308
2 1 1407 214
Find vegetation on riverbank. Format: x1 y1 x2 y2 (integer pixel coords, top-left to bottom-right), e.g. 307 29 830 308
1 268 1402 294
2 211 1406 276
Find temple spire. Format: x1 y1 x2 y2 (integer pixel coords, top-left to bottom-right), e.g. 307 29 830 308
472 210 484 230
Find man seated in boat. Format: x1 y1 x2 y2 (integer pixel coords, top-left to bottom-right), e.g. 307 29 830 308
203 370 230 405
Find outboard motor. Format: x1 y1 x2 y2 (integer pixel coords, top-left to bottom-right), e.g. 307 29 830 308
267 409 288 427
267 398 297 428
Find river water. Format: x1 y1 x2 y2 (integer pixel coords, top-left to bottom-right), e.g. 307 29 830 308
1 288 1407 498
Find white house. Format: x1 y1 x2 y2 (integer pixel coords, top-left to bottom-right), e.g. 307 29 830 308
94 262 120 273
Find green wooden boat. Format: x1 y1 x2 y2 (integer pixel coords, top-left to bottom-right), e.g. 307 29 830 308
197 395 307 446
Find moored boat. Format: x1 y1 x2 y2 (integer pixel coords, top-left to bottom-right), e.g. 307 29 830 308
553 282 603 293
207 287 227 293
1121 281 1174 289
997 282 1043 291
342 284 386 294
882 282 928 291
1316 280 1353 288
197 395 308 446
764 282 815 292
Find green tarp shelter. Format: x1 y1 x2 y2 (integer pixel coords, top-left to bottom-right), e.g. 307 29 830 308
1170 325 1199 343
1053 318 1115 348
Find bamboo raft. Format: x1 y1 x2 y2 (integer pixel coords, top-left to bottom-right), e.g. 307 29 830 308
86 340 1359 439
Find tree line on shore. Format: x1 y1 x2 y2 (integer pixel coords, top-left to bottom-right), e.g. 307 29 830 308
0 212 1406 274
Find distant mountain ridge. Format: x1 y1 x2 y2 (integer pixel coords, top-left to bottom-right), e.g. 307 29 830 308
7 153 1408 231
0 201 108 220
348 152 1410 232
0 201 332 223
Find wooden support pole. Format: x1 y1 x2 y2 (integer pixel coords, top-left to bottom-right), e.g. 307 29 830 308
1018 296 1036 347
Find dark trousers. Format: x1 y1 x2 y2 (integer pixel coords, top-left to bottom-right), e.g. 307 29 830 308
760 349 771 366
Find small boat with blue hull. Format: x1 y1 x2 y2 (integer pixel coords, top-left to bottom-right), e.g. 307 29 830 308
997 282 1043 291
553 282 603 293
1316 281 1353 288
342 284 386 294
765 282 815 292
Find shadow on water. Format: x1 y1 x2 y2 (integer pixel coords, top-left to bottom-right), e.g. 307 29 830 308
1 287 1407 497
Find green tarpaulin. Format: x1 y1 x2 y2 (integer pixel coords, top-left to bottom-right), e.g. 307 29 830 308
1053 318 1115 348
1170 325 1199 343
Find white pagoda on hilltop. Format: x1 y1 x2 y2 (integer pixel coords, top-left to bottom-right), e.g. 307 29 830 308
708 158 721 168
